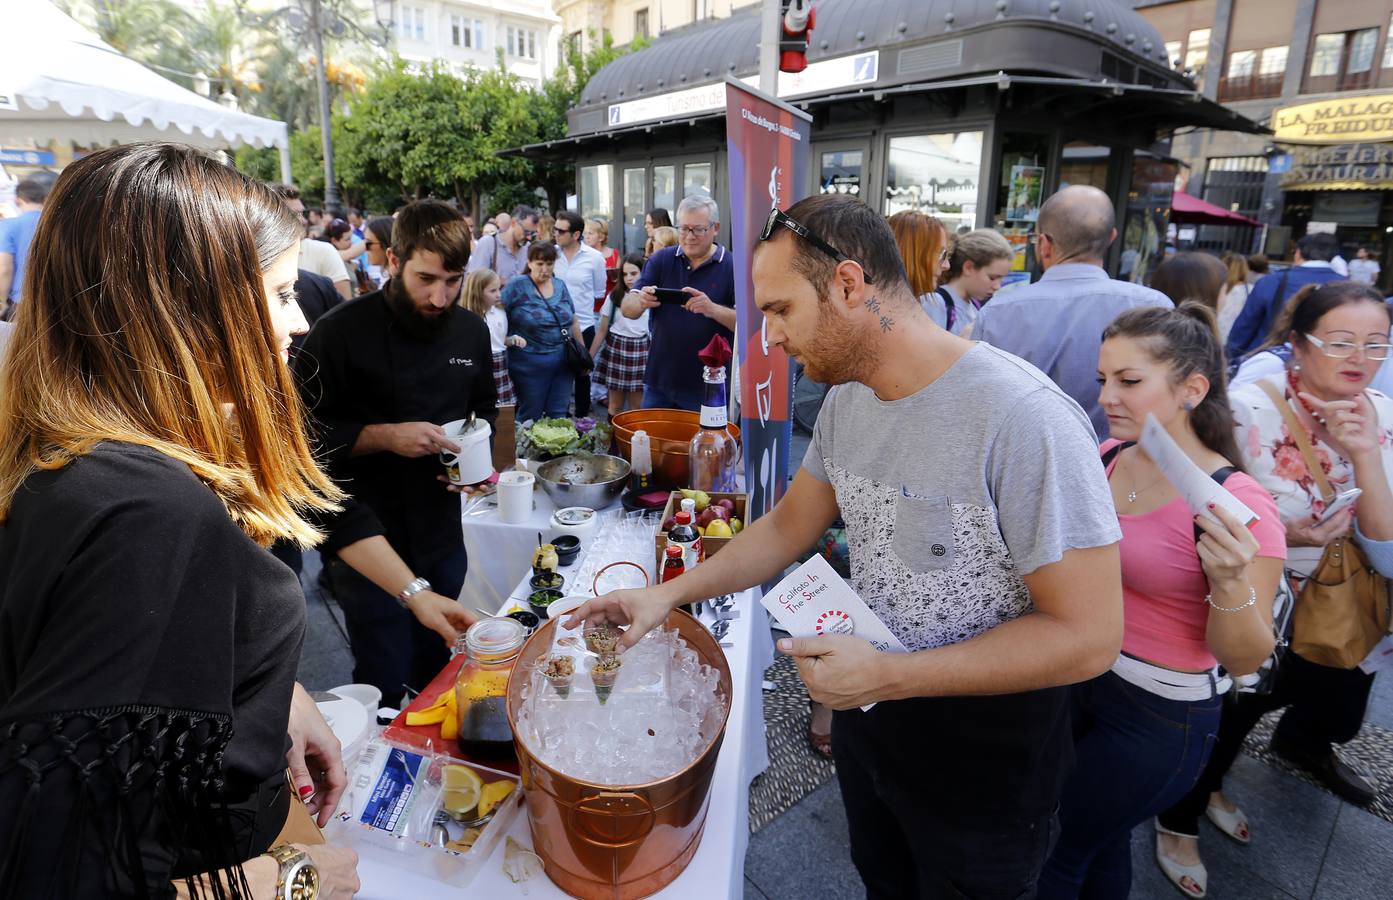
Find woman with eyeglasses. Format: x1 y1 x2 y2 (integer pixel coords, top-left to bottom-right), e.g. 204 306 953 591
886 211 950 324
1154 280 1393 898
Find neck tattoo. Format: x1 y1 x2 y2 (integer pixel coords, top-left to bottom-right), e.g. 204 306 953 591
864 295 894 332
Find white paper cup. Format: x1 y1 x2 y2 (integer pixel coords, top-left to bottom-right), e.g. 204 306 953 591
497 469 535 524
329 683 382 719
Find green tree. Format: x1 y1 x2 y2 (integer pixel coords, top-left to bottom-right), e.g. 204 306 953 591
233 144 280 183
332 58 537 219
525 32 634 212
62 0 199 81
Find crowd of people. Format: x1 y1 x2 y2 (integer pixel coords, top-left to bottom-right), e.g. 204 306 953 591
0 141 1390 900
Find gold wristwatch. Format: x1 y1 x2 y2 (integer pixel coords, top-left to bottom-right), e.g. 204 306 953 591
267 844 319 900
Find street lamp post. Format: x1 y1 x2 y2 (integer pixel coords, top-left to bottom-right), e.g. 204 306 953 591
307 0 341 217
248 0 393 217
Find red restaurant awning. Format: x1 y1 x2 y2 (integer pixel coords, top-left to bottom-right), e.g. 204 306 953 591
1170 191 1261 227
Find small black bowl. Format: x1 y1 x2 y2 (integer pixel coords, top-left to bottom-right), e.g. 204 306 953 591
552 534 582 566
507 609 541 633
529 571 565 592
528 588 564 620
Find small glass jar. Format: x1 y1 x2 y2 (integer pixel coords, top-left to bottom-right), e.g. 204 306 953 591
453 618 526 761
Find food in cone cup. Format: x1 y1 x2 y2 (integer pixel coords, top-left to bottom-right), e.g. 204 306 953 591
588 655 622 704
583 623 621 656
541 655 575 698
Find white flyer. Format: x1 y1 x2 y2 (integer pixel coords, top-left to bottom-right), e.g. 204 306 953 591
761 554 907 652
1139 414 1259 526
760 555 907 711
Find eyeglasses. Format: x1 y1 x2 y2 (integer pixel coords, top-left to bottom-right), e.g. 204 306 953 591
523 229 539 241
365 240 380 249
1028 232 1052 246
1304 333 1393 361
759 207 875 284
677 224 713 236
553 226 571 235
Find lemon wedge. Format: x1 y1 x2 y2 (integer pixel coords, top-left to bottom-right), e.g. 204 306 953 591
477 779 515 819
441 764 483 818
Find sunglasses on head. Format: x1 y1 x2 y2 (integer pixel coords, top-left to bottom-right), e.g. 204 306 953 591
759 208 874 284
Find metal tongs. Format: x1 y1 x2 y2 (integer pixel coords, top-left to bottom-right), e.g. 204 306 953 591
697 594 736 646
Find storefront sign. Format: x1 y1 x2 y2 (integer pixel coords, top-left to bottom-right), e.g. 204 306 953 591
0 148 55 166
0 89 17 112
724 79 811 523
608 52 879 129
1280 142 1393 191
1273 95 1393 144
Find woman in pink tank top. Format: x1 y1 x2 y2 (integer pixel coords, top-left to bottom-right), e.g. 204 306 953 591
1038 303 1286 900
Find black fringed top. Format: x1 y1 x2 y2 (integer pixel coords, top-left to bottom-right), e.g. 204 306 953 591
0 443 305 897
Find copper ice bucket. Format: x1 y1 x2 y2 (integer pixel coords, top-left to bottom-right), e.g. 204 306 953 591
505 609 733 899
610 408 741 488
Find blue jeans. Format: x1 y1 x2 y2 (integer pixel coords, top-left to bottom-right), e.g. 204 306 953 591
1037 671 1221 900
509 347 573 423
641 383 701 411
324 544 468 707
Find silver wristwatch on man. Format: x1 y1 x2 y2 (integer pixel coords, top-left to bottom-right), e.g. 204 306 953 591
396 576 431 608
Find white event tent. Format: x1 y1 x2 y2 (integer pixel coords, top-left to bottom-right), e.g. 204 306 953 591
0 0 290 178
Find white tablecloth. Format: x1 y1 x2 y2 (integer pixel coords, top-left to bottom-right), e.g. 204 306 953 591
358 552 774 899
456 488 602 612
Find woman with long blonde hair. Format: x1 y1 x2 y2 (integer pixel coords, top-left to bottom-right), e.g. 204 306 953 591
0 144 359 898
460 267 522 470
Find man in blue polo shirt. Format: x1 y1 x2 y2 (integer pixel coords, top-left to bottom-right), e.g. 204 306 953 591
622 194 737 409
0 170 57 320
1225 232 1344 360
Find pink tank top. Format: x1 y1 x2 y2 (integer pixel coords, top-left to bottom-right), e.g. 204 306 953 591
1102 440 1286 671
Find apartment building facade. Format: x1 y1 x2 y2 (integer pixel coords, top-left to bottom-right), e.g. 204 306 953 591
393 0 561 88
1137 0 1393 276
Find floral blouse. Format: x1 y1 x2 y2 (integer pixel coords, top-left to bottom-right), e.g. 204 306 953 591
1230 375 1393 579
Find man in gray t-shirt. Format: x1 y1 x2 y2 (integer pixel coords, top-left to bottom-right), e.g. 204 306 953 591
570 194 1122 899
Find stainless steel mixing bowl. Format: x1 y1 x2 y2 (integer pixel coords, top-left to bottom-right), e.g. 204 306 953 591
534 454 630 509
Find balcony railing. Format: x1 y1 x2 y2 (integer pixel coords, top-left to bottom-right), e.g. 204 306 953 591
1217 72 1285 102
1302 67 1375 95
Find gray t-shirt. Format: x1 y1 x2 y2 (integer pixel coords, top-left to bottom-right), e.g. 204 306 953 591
803 342 1121 652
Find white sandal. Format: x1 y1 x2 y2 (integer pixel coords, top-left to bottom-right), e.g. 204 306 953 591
1155 820 1207 899
1205 801 1251 844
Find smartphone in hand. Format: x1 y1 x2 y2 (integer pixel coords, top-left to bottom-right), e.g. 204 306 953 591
1316 488 1362 525
652 287 690 304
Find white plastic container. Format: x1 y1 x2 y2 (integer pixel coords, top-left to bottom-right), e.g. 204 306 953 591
326 736 522 888
496 469 535 524
440 418 493 486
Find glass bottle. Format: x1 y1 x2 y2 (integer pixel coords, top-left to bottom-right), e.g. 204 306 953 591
660 544 685 583
453 618 526 762
630 429 653 492
688 365 737 492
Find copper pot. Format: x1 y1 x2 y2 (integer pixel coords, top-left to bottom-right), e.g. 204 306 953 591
610 408 741 488
505 610 732 899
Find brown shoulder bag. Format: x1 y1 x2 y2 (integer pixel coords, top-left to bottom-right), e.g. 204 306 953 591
1258 380 1391 668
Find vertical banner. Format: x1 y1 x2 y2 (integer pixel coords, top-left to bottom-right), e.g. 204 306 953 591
724 78 812 522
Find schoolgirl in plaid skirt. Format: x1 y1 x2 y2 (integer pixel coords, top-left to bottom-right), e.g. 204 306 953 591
589 253 649 413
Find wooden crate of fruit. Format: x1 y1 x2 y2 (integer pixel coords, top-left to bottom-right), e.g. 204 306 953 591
655 489 747 571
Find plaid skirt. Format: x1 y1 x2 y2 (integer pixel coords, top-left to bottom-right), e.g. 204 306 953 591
491 351 516 406
595 333 650 393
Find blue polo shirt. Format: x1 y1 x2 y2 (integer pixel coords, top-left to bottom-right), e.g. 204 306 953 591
0 210 42 304
633 244 736 407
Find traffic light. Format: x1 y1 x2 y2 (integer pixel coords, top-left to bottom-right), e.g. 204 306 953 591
779 0 815 74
